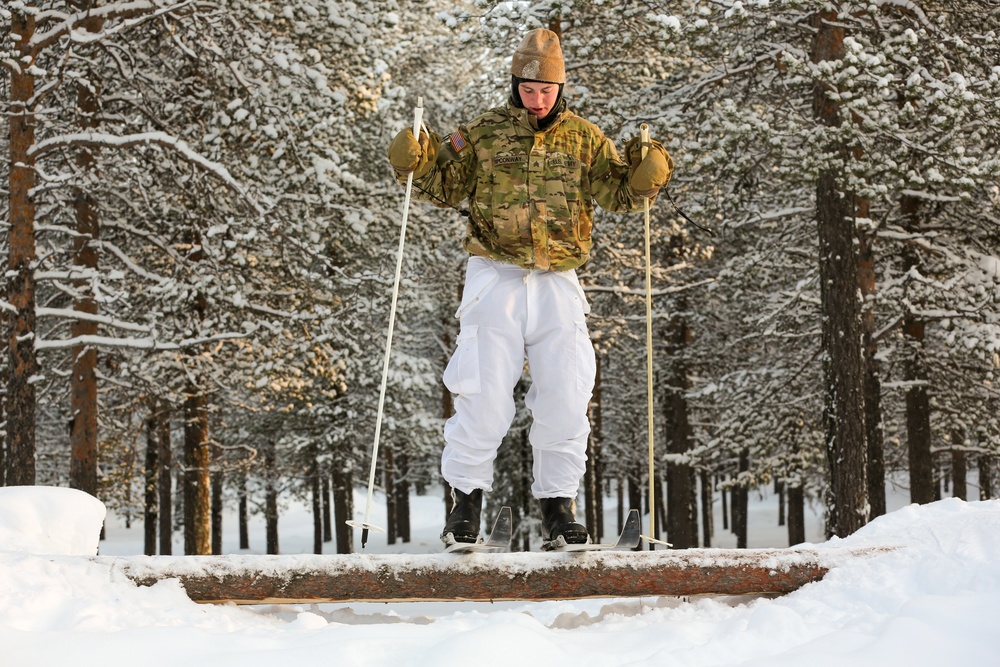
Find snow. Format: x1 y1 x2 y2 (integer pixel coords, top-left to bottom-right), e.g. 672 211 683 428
2 487 1000 666
0 486 105 555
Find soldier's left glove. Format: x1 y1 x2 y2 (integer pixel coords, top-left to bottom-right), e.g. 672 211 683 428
624 136 673 198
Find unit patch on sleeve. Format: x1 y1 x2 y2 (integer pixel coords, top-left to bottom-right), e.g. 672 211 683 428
449 131 468 153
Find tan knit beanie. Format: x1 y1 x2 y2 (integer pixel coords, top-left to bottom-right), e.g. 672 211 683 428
510 28 565 83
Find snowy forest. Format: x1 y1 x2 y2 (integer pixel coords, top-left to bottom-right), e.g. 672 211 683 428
2 0 998 555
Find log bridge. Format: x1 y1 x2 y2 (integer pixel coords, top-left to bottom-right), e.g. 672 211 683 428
97 546 893 604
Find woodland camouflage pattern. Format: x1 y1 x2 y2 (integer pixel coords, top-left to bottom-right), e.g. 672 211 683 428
403 100 651 271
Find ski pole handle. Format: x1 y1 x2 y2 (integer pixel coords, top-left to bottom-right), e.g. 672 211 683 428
640 123 650 160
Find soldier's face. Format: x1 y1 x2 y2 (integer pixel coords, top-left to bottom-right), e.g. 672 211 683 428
518 82 559 119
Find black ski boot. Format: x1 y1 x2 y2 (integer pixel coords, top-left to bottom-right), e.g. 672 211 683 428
540 497 590 545
441 488 483 545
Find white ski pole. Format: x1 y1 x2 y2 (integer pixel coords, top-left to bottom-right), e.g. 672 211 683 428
348 97 424 548
639 124 670 549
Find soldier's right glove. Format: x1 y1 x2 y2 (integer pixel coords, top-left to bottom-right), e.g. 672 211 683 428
624 136 673 198
388 128 438 178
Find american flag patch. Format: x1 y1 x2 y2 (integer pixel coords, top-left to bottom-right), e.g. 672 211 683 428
449 131 468 152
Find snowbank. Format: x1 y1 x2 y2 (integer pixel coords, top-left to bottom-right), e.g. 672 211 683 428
1 490 999 667
0 486 106 556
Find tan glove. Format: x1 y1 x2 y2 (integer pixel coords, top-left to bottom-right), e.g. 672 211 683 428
624 136 673 198
387 128 438 178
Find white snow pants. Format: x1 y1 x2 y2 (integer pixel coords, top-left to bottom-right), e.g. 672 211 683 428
441 256 597 498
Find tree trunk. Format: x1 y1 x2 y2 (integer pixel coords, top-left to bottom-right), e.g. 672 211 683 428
813 9 869 537
787 484 806 546
117 547 885 604
616 478 625 536
395 451 411 543
899 192 934 505
857 200 887 520
517 427 532 552
144 412 158 556
183 382 211 555
734 450 749 548
6 9 38 486
721 475 729 531
700 471 713 548
211 440 223 555
904 319 934 504
68 7 104 499
664 304 698 549
384 443 396 545
584 355 604 543
265 441 279 554
979 455 993 500
238 472 250 550
333 464 353 554
657 472 669 546
777 480 786 526
952 433 967 501
157 406 172 555
312 459 323 554
627 466 643 522
322 475 333 543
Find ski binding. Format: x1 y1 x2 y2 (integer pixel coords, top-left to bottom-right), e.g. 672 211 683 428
444 506 512 554
542 508 641 552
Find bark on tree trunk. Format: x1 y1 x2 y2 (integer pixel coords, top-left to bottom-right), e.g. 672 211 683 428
628 467 643 524
517 426 532 552
904 318 934 504
265 441 279 554
238 472 250 551
952 433 967 501
6 9 39 486
899 193 935 505
700 471 713 547
787 484 806 546
312 459 323 554
584 355 604 543
616 478 624 536
979 455 993 500
734 450 749 549
322 475 333 543
857 200 887 519
664 304 698 549
333 464 353 554
391 450 410 544
183 382 211 555
68 8 104 499
144 413 158 556
813 9 869 537
211 440 223 555
777 480 786 527
721 475 729 531
157 406 172 555
384 443 397 545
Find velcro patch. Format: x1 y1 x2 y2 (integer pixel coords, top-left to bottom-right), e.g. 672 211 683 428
449 131 468 152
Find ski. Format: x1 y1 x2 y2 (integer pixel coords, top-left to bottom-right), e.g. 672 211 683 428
444 506 513 554
542 508 642 552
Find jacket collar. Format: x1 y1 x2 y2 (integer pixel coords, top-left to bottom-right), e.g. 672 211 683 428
505 98 569 132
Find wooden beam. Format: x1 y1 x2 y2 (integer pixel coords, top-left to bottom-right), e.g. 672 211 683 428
97 547 893 604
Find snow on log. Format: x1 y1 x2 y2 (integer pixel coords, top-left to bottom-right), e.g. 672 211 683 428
98 546 894 604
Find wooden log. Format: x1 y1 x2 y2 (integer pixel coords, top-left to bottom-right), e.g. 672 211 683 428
97 546 893 605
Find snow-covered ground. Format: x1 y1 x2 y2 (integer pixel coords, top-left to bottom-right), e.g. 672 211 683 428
2 484 999 666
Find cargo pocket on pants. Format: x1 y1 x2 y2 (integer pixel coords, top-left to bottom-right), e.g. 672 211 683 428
443 325 482 395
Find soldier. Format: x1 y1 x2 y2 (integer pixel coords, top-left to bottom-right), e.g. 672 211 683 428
387 28 672 547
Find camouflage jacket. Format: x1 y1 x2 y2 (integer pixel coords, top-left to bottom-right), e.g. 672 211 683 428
409 100 647 271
